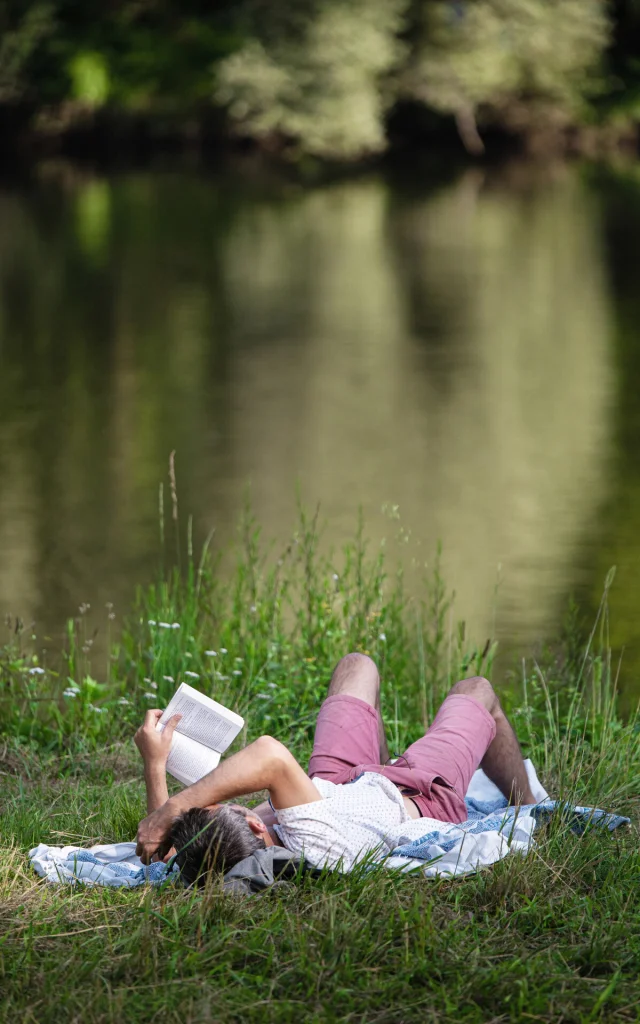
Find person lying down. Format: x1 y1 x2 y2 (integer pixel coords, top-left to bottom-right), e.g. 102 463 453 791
135 653 539 884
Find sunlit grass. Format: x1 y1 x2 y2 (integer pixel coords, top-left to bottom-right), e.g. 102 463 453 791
1 507 639 1022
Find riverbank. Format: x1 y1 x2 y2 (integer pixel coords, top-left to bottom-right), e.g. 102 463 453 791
1 99 638 176
1 519 639 1021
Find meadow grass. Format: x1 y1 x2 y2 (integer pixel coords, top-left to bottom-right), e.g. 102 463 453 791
1 510 639 1023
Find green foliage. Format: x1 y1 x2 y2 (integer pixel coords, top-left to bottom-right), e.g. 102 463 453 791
67 50 109 105
0 3 56 101
215 0 406 158
401 0 611 127
0 0 631 158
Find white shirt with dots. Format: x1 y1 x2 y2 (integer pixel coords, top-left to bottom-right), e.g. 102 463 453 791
273 772 445 871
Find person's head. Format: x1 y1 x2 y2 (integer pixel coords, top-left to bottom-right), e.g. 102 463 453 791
166 804 269 886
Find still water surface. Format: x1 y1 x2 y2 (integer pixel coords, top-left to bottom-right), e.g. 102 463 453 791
1 161 640 692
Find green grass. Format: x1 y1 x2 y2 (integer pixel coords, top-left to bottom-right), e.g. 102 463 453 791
1 509 639 1023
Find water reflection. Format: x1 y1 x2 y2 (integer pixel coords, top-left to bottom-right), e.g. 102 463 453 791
0 164 619 681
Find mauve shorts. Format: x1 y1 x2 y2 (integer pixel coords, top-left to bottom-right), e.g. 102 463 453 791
308 693 497 823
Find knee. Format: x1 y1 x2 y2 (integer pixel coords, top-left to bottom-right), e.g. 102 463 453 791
449 676 500 716
334 652 380 683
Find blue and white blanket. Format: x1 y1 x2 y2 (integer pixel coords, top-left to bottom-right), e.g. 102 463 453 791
385 761 629 878
29 761 630 886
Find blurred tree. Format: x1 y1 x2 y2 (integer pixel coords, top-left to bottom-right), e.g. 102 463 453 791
400 0 611 151
215 0 406 159
0 3 56 101
0 0 628 159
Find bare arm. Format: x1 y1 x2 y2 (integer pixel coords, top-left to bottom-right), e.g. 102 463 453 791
134 710 182 814
135 735 320 863
143 762 170 814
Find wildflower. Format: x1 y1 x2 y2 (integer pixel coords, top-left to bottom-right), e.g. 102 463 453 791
205 650 217 657
171 623 180 629
232 670 242 676
163 675 174 683
148 620 157 626
148 681 158 690
234 657 243 663
143 692 157 700
216 674 230 681
143 677 152 683
378 633 386 642
158 622 171 629
220 648 228 654
256 693 270 699
185 652 192 658
250 605 256 613
90 704 107 714
117 697 131 705
332 574 339 581
29 666 45 675
184 671 200 679
267 683 277 689
63 688 78 698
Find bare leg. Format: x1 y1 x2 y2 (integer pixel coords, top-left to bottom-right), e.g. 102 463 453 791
327 653 390 764
450 676 537 805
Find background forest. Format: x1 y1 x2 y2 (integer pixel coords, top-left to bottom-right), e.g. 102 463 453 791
2 0 640 160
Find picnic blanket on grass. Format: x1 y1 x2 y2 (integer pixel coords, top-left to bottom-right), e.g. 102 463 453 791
29 761 630 888
385 761 630 878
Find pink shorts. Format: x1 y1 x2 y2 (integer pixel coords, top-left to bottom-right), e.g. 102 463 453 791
308 693 496 824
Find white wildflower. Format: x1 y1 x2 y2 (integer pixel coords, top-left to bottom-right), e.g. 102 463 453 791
143 692 156 700
148 620 157 626
233 670 242 676
171 623 180 629
332 574 339 581
158 622 171 629
117 697 131 705
163 675 174 683
220 648 228 654
378 633 386 642
184 671 200 679
235 657 243 663
205 650 217 657
267 683 277 689
250 605 256 613
63 688 77 698
256 692 270 699
29 666 45 675
185 652 192 658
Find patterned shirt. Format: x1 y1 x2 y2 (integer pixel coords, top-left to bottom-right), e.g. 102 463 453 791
273 772 441 870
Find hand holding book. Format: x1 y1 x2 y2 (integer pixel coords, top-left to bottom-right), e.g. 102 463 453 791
156 683 244 787
134 709 182 766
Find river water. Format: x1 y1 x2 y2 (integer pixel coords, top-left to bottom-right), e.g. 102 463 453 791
1 159 640 694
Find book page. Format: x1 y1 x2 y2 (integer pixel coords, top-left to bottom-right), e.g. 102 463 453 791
166 732 221 787
160 683 243 753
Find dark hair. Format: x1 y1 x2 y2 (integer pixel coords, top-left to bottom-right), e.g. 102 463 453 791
167 806 266 886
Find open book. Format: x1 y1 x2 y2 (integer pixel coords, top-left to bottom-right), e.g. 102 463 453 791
157 682 244 787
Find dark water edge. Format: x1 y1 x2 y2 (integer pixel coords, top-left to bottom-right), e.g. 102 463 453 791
1 100 638 176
